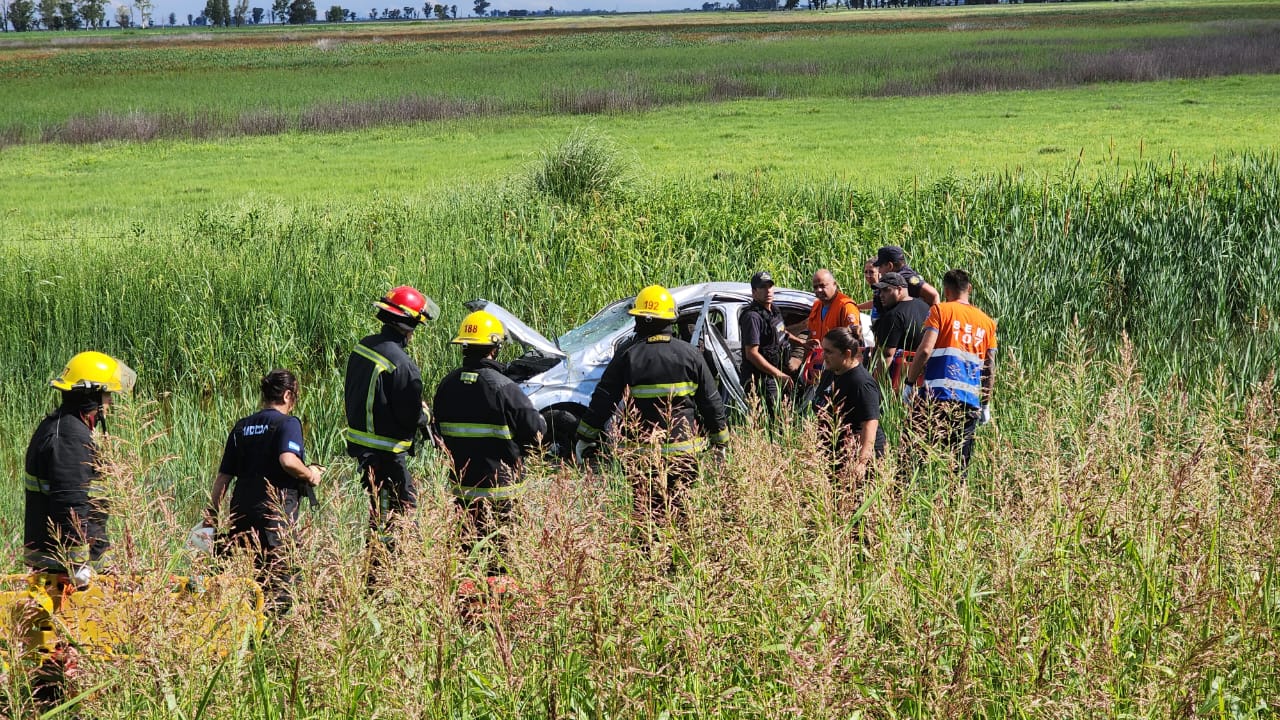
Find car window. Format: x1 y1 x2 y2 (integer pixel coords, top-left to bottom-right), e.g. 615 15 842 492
558 300 633 353
677 304 727 345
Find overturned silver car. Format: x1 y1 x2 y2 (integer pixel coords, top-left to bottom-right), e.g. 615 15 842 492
466 282 872 454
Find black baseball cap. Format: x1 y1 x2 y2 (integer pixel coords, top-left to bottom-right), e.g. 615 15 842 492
750 271 775 289
874 246 906 267
873 272 908 290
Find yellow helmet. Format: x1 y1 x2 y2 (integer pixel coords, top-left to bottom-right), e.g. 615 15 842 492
51 351 136 394
628 285 677 321
451 310 506 347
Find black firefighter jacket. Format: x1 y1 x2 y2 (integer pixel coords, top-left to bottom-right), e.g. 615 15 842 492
344 325 429 456
578 332 730 455
24 408 107 569
433 358 546 498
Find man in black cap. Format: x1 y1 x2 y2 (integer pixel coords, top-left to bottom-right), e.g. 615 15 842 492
739 271 792 419
873 246 939 307
871 272 930 391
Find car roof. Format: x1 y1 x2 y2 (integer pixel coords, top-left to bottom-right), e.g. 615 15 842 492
668 281 813 306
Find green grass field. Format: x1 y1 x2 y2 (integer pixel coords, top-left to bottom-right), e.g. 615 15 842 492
3 74 1278 238
1 1 1279 716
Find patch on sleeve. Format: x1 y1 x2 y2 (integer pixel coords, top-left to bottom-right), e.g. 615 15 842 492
287 441 302 453
647 335 671 343
909 276 921 285
461 371 479 384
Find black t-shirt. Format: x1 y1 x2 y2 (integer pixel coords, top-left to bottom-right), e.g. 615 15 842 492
218 408 305 513
739 301 787 382
873 297 930 352
814 365 886 455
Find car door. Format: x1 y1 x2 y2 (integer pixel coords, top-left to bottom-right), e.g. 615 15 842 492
687 297 747 414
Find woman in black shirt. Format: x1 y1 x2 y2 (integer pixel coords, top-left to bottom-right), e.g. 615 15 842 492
813 327 886 481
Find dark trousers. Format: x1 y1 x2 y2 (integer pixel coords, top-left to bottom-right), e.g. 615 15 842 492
358 452 417 586
633 452 699 529
746 374 783 420
906 400 981 475
357 452 417 535
454 495 513 576
221 494 300 612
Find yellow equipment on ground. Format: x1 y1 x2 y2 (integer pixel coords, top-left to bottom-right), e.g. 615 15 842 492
0 572 264 679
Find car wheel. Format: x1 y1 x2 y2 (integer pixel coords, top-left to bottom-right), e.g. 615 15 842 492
541 404 585 460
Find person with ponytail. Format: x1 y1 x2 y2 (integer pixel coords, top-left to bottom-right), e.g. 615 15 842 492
205 369 322 611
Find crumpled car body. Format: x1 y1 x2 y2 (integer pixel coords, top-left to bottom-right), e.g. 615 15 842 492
466 282 873 452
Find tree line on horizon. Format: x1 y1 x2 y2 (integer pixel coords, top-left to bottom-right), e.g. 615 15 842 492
0 0 1098 32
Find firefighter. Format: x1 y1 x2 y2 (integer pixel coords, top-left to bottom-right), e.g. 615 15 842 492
344 285 439 551
24 351 136 586
575 285 730 524
433 310 546 568
204 369 322 611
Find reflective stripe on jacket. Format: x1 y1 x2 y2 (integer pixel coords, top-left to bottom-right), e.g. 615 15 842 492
24 408 106 569
578 331 730 455
344 326 427 456
433 359 546 491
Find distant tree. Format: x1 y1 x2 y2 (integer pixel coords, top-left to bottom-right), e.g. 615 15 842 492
7 0 36 29
449 3 454 15
186 11 192 22
430 2 442 17
194 12 206 22
783 0 798 8
346 8 354 19
270 0 286 20
77 0 106 27
168 9 175 22
114 3 130 26
470 0 486 14
286 0 314 22
233 0 248 24
38 0 58 27
369 6 375 17
56 0 77 27
132 0 150 25
386 6 397 17
324 3 342 19
251 5 263 20
401 3 410 15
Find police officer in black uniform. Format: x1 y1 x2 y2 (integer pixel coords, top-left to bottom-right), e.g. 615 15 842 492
739 271 792 419
872 246 940 307
576 285 730 524
433 310 545 567
344 285 439 550
25 351 134 586
205 369 321 611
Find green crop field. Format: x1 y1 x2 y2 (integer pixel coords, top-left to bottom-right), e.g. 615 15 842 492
1 0 1278 716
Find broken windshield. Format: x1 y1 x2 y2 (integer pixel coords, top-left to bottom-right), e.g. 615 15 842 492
557 299 634 354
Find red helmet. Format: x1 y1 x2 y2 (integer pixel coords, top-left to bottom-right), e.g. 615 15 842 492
374 285 439 325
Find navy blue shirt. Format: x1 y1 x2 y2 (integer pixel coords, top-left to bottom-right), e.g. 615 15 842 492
739 301 787 383
218 408 305 513
898 266 928 300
